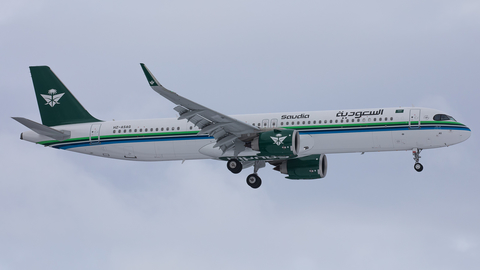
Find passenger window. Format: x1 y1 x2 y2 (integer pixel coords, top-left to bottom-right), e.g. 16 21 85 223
313 120 316 124
390 117 393 121
177 127 180 130
346 119 349 123
190 126 193 130
134 129 137 132
329 120 332 123
335 120 338 123
156 128 158 131
113 130 116 133
166 128 169 131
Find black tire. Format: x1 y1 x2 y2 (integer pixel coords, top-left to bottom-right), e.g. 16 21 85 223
227 159 242 174
246 174 262 189
414 163 424 172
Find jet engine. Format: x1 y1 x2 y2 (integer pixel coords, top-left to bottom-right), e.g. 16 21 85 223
273 154 327 179
251 129 299 156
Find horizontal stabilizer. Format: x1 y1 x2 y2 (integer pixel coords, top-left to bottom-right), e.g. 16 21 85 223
12 117 71 141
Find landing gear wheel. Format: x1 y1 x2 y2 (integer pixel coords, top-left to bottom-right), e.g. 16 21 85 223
414 163 423 172
246 174 262 189
227 159 242 174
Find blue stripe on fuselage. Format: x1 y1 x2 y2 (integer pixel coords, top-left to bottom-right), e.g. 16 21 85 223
53 125 470 150
54 135 212 149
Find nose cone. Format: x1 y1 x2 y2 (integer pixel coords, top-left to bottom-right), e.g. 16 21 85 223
457 124 471 144
464 126 471 140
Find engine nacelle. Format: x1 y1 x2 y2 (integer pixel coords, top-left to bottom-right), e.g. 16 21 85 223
274 154 327 179
251 129 299 156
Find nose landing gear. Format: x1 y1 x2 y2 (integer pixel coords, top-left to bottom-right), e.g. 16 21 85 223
412 148 423 172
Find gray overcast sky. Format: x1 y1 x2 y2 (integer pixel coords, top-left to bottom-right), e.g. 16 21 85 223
1 1 479 269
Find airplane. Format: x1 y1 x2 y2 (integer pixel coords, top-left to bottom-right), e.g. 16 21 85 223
12 64 471 189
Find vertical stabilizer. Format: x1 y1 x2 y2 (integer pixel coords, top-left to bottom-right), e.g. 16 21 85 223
30 66 101 126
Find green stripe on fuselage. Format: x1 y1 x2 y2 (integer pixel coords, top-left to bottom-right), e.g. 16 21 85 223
38 121 466 147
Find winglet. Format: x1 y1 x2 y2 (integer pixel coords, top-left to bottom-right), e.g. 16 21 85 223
140 63 161 87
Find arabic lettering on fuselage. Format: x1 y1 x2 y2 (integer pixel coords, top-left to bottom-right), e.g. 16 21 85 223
336 109 384 118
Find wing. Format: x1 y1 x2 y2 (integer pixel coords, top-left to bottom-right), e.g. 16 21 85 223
140 63 260 154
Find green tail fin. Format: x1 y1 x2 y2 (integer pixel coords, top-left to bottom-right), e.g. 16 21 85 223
30 66 101 126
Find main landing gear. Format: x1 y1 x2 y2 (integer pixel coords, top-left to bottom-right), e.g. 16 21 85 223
227 159 242 174
227 159 265 189
246 174 262 189
412 148 423 172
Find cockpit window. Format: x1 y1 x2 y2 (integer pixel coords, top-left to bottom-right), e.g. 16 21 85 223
433 114 456 121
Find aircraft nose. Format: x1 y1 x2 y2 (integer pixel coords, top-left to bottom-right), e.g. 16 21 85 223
459 125 471 143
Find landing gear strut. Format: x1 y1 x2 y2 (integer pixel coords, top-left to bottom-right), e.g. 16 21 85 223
227 159 242 174
412 148 423 172
227 159 266 189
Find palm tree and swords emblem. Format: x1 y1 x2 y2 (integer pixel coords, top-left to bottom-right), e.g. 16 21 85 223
271 133 287 146
40 89 65 107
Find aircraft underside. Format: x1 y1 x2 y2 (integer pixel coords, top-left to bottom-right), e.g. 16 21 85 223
60 127 470 188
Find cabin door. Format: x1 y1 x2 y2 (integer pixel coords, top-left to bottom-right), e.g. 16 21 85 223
409 109 421 129
90 124 102 144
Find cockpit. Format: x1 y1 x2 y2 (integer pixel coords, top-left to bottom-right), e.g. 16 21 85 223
433 114 456 121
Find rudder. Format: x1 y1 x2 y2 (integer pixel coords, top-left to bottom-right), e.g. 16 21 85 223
30 66 101 126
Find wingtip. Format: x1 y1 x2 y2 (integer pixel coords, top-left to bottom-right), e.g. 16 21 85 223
140 63 160 87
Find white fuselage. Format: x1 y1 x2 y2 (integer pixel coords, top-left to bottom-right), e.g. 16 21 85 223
21 107 471 161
